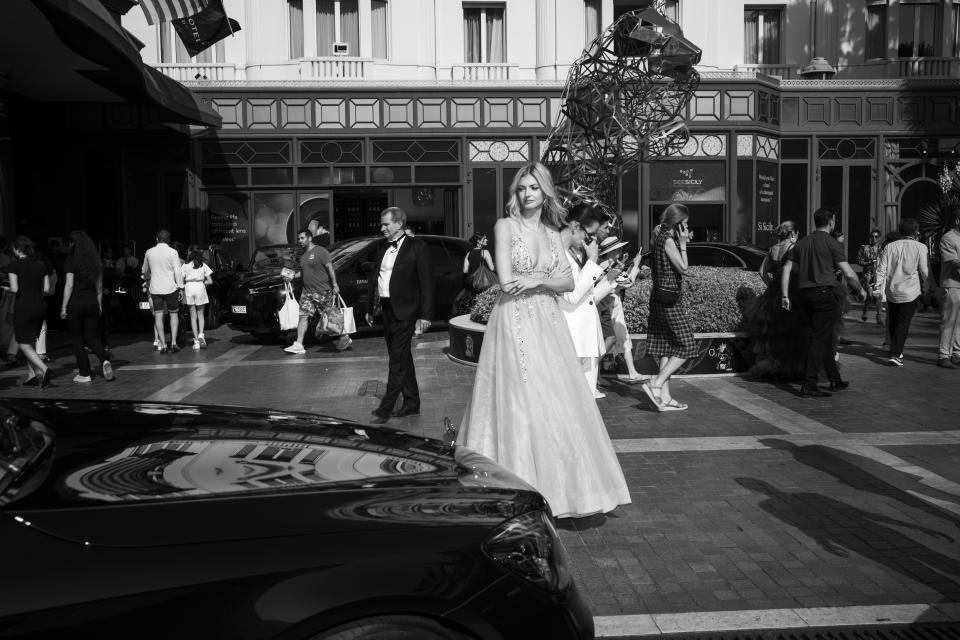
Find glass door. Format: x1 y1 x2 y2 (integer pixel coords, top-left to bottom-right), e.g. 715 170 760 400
818 164 874 262
468 164 523 241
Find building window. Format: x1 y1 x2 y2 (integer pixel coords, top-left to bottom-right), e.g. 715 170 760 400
371 0 388 58
865 0 886 60
289 0 304 58
898 1 939 57
158 22 225 63
743 6 782 64
464 4 505 63
612 1 677 23
585 0 601 43
953 1 960 57
318 0 360 57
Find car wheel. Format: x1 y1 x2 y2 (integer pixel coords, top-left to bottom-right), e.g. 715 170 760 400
312 615 470 640
206 294 219 330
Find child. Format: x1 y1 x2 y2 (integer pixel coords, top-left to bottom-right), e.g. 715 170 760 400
597 236 646 383
182 248 213 349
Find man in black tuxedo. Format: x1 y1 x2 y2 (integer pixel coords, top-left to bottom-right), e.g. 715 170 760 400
365 207 433 423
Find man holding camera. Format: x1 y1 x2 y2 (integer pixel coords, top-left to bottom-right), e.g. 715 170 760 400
781 208 867 397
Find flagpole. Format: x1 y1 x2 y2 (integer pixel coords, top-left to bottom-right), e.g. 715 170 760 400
221 0 235 36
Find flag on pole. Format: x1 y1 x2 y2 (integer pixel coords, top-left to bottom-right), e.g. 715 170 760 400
139 0 209 25
172 0 241 57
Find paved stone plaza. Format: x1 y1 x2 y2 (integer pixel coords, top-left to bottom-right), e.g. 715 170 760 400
4 309 959 636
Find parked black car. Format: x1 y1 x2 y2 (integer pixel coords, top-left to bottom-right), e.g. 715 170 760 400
228 235 471 341
640 241 766 270
114 245 240 331
0 399 593 640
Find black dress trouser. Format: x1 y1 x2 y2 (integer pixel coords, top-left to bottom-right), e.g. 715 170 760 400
68 303 109 377
377 299 419 413
798 286 843 387
887 296 919 358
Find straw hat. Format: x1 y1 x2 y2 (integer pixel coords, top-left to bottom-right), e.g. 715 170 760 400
598 236 629 256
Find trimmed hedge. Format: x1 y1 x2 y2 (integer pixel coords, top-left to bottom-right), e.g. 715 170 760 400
470 266 765 334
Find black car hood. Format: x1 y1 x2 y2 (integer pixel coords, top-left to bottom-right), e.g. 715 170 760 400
2 400 542 548
235 270 285 288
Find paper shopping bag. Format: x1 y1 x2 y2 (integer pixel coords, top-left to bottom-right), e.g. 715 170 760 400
339 295 357 334
278 282 300 331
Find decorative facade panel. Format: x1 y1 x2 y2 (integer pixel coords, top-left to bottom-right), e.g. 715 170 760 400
246 99 278 129
349 99 381 128
866 97 893 126
483 97 515 127
929 97 956 126
724 90 754 121
756 135 779 160
678 134 726 157
212 98 243 129
280 99 312 129
416 98 448 128
835 97 862 126
737 134 753 157
690 90 721 121
518 98 549 128
801 97 830 126
897 98 921 124
315 99 347 129
452 98 482 128
383 99 414 129
469 140 529 163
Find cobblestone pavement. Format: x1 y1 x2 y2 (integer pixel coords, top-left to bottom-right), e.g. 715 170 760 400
4 310 959 635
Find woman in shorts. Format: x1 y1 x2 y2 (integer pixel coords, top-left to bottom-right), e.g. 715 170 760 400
182 247 213 349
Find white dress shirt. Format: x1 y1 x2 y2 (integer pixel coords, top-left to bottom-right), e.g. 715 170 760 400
142 242 184 295
377 234 405 298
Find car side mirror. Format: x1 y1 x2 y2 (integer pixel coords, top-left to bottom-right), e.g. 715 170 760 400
360 261 374 273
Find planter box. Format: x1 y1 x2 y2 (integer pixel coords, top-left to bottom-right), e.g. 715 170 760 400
449 315 751 375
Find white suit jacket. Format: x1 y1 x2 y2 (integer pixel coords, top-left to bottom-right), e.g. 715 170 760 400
557 251 616 357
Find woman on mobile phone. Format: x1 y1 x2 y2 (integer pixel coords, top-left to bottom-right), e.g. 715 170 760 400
642 204 696 411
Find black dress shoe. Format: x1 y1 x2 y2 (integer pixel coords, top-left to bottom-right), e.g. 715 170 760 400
39 370 53 389
370 409 390 424
391 406 421 418
828 380 850 392
22 376 38 387
799 386 831 398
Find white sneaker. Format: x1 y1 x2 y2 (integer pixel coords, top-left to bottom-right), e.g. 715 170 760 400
153 339 160 348
593 391 606 399
336 336 353 351
284 342 306 354
193 339 201 350
73 374 92 383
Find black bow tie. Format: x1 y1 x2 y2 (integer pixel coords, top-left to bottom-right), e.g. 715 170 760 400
387 238 400 248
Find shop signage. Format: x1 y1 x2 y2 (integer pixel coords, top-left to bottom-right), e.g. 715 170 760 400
649 161 726 202
755 161 779 245
209 198 251 266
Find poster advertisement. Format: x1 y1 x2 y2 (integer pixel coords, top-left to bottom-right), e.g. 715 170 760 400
649 161 726 202
755 161 779 247
208 193 251 267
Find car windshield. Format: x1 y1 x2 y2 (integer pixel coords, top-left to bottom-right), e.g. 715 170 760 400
248 246 301 272
329 238 372 269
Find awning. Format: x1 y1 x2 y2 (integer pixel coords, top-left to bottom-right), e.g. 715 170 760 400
0 0 221 128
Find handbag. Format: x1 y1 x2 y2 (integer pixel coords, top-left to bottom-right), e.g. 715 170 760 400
319 295 344 336
652 285 680 305
278 282 300 331
339 294 357 335
470 263 498 290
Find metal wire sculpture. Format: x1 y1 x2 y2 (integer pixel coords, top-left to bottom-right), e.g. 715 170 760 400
541 0 702 215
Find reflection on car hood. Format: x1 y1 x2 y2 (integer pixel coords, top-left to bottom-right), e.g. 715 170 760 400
2 400 543 547
236 271 285 288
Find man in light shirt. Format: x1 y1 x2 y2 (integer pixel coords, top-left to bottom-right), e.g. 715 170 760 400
142 230 184 353
874 218 929 367
936 207 960 368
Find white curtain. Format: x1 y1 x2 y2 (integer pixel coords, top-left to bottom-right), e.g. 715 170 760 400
486 7 504 63
464 9 481 62
340 0 360 56
743 10 758 63
371 0 388 58
584 0 600 45
317 0 335 56
289 0 304 58
761 10 780 64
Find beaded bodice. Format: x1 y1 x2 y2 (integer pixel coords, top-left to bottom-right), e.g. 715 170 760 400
509 219 560 277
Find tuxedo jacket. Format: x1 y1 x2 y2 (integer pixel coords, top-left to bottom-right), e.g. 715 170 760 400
369 236 434 322
557 251 616 358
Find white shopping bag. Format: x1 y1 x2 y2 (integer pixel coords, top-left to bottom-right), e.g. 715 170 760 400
339 294 357 335
278 282 300 331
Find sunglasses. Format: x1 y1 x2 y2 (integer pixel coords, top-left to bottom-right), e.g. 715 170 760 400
871 233 881 238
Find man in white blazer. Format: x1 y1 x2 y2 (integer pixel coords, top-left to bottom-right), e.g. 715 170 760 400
559 206 621 399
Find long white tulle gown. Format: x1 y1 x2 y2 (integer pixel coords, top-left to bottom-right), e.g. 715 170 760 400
457 218 631 518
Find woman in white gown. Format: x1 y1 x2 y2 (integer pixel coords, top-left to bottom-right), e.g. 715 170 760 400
457 162 631 519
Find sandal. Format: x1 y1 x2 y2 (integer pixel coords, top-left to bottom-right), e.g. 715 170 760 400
659 398 689 412
617 373 648 384
641 381 663 407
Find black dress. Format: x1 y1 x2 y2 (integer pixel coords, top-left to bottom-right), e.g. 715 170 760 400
746 244 806 381
8 257 47 343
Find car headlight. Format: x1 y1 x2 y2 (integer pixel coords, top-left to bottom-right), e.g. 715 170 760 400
482 510 570 592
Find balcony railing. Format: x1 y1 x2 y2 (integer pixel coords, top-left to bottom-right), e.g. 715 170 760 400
156 63 236 82
300 57 371 79
733 63 800 79
889 56 959 78
451 63 518 81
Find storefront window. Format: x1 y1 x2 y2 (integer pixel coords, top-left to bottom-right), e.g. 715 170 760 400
650 204 724 243
780 164 808 238
208 193 251 267
898 2 939 57
253 193 296 247
734 160 754 245
649 161 726 202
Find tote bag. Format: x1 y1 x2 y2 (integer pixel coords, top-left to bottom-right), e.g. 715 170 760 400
339 294 357 334
278 282 300 331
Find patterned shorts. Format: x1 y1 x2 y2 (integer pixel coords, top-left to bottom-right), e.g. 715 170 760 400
299 290 334 319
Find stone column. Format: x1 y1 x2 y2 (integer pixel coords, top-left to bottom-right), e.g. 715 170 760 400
535 0 556 80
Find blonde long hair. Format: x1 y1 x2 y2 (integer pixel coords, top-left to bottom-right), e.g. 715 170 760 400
505 162 567 229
